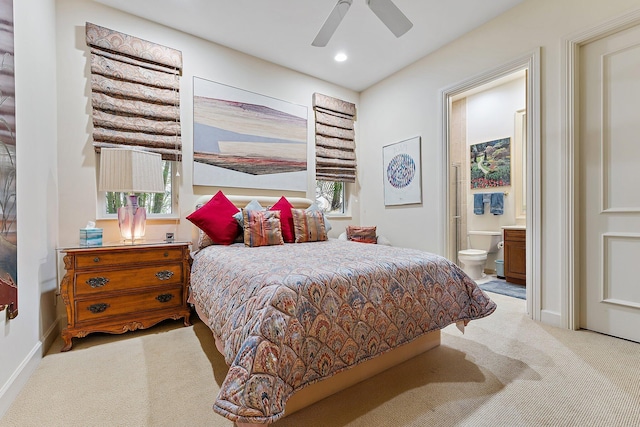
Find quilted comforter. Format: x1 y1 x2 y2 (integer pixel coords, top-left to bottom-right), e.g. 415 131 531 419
190 239 496 424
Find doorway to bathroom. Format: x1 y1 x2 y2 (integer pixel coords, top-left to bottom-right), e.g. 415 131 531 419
441 50 540 318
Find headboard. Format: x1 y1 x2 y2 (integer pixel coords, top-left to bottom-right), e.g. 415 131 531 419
193 194 314 210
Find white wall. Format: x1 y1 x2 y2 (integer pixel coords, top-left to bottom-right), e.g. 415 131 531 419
358 0 640 320
2 0 360 416
0 0 59 417
55 0 360 249
466 76 525 233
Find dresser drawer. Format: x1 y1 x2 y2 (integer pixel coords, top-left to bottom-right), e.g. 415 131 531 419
74 263 183 296
75 286 184 323
74 247 184 269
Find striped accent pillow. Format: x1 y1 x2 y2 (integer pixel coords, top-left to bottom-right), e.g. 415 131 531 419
243 210 284 247
291 209 328 243
197 229 215 249
346 226 377 244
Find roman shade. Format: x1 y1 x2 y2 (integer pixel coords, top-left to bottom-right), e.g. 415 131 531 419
312 93 356 182
86 22 183 161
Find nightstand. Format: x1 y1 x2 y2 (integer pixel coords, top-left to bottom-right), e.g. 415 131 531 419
59 241 192 351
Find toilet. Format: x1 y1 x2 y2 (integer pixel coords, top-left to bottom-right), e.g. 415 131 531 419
458 231 502 280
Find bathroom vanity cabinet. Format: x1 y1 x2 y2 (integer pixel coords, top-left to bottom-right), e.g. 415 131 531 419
503 227 526 285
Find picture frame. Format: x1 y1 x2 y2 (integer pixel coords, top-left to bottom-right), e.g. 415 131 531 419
383 136 422 206
192 77 308 191
470 137 511 189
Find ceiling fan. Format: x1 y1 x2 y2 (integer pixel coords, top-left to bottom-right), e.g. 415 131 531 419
312 0 413 47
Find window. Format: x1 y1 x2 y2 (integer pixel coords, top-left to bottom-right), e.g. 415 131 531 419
316 180 345 215
103 160 175 217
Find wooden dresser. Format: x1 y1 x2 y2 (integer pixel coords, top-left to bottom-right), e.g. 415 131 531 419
503 228 526 285
59 242 191 351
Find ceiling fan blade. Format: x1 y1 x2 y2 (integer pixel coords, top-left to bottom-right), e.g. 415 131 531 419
367 0 413 38
312 0 353 47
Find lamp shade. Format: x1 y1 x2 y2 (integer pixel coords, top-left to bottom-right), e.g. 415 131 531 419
99 148 165 193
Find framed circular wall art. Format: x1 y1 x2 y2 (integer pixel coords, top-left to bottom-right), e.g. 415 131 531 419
383 136 422 206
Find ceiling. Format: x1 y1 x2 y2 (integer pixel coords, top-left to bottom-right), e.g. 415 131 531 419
93 0 524 92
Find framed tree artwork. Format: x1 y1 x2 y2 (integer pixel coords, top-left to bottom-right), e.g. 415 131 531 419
470 137 511 189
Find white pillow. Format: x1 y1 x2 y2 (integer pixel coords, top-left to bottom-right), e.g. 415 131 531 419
376 235 392 246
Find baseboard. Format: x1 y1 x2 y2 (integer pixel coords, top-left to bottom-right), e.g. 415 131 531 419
41 316 61 355
540 309 562 328
0 317 60 418
0 341 42 418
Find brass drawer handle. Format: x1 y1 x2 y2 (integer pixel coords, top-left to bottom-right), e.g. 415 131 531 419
87 303 109 314
156 293 173 303
86 277 109 288
93 257 100 263
155 270 174 281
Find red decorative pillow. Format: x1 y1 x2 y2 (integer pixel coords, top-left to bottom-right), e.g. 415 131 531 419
186 191 240 245
269 196 295 243
346 226 377 244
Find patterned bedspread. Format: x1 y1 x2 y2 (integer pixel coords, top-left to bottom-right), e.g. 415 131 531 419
190 239 496 424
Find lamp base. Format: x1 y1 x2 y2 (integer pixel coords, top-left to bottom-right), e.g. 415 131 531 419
118 196 147 241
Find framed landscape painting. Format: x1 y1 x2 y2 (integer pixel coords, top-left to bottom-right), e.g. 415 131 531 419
470 137 511 189
192 77 308 191
383 136 422 206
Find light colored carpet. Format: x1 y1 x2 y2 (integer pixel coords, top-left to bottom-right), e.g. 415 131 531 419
2 292 639 427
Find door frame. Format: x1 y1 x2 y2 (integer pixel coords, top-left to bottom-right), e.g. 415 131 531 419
441 48 541 320
563 8 640 330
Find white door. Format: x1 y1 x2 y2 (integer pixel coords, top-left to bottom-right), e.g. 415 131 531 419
579 23 640 343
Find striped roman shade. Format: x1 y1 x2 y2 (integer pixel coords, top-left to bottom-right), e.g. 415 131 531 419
312 93 356 182
85 22 183 161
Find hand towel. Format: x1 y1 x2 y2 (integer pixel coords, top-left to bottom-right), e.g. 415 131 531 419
473 193 485 215
490 192 504 215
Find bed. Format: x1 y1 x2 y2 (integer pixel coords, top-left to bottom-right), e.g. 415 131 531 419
188 195 496 426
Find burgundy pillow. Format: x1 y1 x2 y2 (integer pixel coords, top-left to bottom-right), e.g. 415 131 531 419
186 191 240 245
269 196 295 243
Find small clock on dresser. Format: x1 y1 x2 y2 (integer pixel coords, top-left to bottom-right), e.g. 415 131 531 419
58 241 192 351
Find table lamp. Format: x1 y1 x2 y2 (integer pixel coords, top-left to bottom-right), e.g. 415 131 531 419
99 148 165 241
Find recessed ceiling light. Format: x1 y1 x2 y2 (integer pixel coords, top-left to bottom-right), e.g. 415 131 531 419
334 52 347 62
